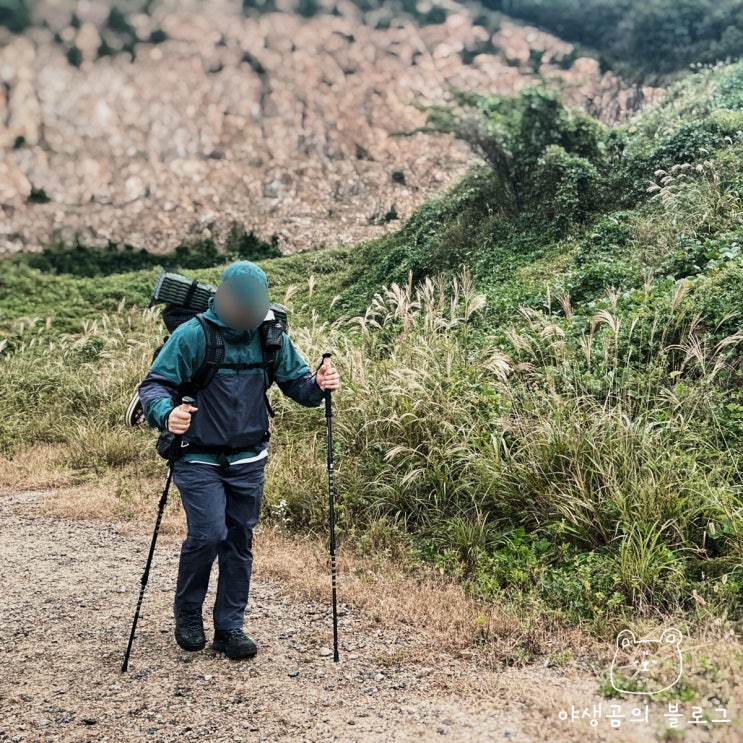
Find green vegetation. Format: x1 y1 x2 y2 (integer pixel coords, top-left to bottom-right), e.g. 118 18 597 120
238 0 743 80
12 225 281 278
481 0 743 82
297 0 320 18
0 0 31 33
2 62 743 639
27 186 51 204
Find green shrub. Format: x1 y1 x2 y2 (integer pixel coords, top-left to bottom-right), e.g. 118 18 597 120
716 64 743 110
0 0 31 32
648 114 743 169
148 28 168 44
27 186 51 204
297 0 320 17
66 45 83 67
532 145 602 231
423 6 446 24
19 227 281 278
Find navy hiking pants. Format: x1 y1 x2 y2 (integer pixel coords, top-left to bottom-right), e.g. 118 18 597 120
172 458 265 631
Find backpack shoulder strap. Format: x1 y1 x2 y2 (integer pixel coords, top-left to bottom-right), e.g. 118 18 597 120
258 304 288 417
260 303 288 388
190 314 225 392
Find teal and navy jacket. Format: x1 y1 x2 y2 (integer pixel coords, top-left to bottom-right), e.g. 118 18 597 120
139 303 324 465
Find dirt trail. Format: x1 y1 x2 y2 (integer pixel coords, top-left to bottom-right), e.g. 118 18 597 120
0 491 735 742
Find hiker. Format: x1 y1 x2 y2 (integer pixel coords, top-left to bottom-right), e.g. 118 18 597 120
138 260 340 659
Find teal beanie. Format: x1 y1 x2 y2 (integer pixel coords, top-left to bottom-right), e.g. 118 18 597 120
221 261 269 289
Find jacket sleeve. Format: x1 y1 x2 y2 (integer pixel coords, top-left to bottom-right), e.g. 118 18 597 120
274 334 325 408
138 321 206 430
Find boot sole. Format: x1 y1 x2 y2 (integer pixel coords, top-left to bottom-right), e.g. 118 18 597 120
125 392 144 427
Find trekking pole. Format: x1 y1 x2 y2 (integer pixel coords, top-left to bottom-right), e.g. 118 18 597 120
121 396 194 673
321 353 340 663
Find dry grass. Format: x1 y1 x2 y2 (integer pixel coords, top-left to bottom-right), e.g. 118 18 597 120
0 444 77 494
254 528 525 661
234 524 606 678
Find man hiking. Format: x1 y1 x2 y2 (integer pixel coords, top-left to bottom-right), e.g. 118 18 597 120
138 260 341 659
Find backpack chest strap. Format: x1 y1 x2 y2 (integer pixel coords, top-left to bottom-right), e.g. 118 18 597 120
218 361 267 372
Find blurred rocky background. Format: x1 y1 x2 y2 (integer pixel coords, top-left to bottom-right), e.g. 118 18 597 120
0 0 663 255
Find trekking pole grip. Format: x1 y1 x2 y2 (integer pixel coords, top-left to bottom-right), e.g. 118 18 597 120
321 353 332 417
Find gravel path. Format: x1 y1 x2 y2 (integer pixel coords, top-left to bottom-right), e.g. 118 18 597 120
0 491 735 743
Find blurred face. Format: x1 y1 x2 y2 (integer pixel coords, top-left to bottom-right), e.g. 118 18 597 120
213 276 269 331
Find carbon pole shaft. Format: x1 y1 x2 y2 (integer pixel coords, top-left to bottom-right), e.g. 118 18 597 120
121 466 172 672
322 353 339 663
121 396 194 672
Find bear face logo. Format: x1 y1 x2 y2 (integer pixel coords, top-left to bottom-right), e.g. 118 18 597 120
610 628 683 695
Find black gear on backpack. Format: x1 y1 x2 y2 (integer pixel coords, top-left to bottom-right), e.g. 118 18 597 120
125 272 288 429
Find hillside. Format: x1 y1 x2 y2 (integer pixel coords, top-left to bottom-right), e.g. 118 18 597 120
0 0 662 255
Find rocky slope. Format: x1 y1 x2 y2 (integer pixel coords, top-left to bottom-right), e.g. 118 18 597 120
0 0 663 256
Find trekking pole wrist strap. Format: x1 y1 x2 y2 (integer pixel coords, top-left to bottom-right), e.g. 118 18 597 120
163 405 177 431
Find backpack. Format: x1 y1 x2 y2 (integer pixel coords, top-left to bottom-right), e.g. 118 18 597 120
125 272 288 427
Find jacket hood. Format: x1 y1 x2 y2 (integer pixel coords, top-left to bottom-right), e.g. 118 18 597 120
221 260 269 287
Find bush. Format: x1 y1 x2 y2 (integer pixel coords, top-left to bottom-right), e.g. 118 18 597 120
421 86 623 231
66 45 83 67
297 0 320 17
0 0 31 32
531 145 602 232
27 186 51 204
423 6 446 24
648 114 743 169
148 28 168 44
716 64 743 110
224 223 282 262
20 227 281 278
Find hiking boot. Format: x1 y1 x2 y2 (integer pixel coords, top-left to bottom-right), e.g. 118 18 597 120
212 628 258 659
174 609 206 651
